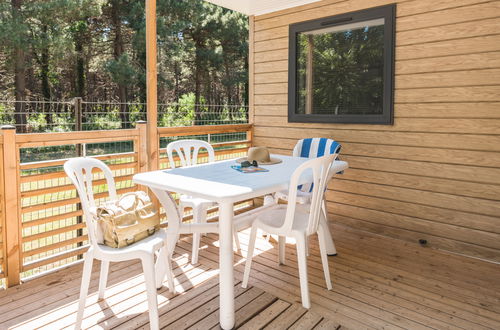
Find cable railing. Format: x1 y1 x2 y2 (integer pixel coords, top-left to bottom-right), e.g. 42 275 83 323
0 99 249 132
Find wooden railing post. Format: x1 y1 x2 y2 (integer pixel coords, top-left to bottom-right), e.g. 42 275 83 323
246 126 253 147
146 0 159 172
135 120 159 210
136 121 148 173
1 125 22 287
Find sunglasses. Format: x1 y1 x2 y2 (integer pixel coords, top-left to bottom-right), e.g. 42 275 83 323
241 160 258 168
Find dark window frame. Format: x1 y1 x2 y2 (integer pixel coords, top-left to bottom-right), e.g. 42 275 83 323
288 4 396 124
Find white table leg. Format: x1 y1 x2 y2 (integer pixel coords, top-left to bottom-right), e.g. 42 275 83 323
218 201 235 329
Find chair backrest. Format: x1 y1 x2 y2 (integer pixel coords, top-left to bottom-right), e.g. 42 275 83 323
293 138 341 192
166 139 215 169
293 138 341 159
64 157 117 247
281 153 337 236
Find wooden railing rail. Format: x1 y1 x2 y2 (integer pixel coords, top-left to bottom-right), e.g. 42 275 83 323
0 122 253 287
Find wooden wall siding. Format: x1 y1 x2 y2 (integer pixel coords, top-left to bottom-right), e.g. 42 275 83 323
250 0 500 261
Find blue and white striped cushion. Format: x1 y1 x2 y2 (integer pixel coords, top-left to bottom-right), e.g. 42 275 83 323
293 138 342 193
293 138 341 158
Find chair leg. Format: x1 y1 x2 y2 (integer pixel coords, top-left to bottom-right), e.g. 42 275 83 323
321 200 337 255
305 235 310 257
75 252 94 330
295 234 311 309
191 205 207 264
98 260 109 300
233 230 241 253
165 252 176 294
141 255 160 330
317 229 333 290
242 226 258 288
278 236 286 265
155 246 168 290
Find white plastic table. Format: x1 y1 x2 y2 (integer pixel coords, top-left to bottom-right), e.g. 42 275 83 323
133 155 348 329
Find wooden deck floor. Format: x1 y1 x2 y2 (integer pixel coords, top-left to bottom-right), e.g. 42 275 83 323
0 223 499 329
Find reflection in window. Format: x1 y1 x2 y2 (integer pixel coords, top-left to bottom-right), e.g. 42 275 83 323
297 19 384 116
289 5 395 124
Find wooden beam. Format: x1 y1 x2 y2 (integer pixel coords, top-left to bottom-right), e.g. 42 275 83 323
157 123 252 137
1 126 21 286
146 0 159 171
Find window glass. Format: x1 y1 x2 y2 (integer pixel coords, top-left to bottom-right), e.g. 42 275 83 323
288 5 395 124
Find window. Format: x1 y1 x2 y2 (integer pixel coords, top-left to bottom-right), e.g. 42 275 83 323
288 5 395 124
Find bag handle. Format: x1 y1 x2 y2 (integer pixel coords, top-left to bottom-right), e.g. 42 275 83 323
116 192 141 212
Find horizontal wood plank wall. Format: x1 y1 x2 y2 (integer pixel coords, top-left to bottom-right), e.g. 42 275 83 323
251 0 500 262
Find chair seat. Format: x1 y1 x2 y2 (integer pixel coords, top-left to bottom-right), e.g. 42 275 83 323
275 189 311 204
179 194 216 209
96 229 167 258
255 204 310 234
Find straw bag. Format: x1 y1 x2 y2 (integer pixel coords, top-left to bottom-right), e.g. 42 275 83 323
96 191 160 248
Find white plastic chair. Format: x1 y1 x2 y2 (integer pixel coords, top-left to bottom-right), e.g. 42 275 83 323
274 138 341 256
64 157 175 330
167 139 240 264
242 153 337 309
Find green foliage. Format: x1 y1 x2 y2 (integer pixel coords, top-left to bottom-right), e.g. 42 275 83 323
26 112 47 132
0 104 14 125
86 108 122 130
159 93 198 127
105 54 136 86
0 0 248 130
51 112 74 132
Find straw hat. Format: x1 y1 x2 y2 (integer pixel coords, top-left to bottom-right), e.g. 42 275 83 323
236 147 282 165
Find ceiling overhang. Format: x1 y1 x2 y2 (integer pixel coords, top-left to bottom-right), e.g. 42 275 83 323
203 0 322 16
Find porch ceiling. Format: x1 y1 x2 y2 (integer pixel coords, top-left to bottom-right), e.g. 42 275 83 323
203 0 321 15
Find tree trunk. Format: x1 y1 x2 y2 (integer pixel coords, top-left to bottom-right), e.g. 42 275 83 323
194 63 202 126
110 0 128 128
74 23 86 98
193 39 204 126
40 25 51 101
12 0 26 132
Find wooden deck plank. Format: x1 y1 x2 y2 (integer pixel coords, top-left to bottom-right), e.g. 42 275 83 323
314 317 341 330
0 224 498 330
331 234 500 316
232 292 277 328
238 299 290 329
79 266 212 330
230 230 500 330
252 230 500 329
175 240 375 330
188 286 265 330
179 237 398 330
158 283 248 330
9 255 195 329
109 273 227 330
204 233 435 330
263 303 308 329
288 310 323 330
333 225 500 293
